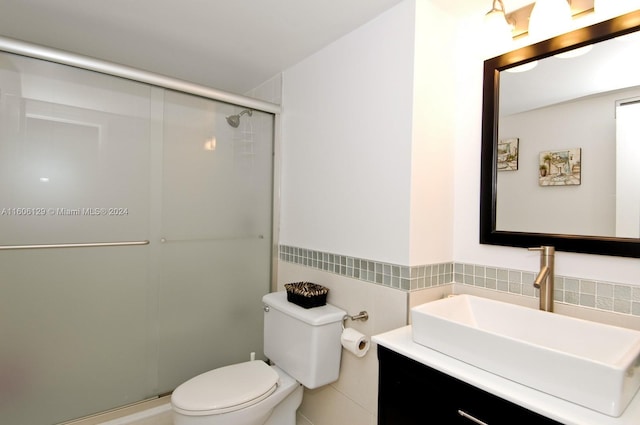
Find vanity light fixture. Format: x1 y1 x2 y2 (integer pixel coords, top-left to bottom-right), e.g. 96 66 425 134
485 0 595 41
485 0 514 48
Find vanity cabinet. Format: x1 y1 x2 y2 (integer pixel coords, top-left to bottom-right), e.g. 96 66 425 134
377 345 562 424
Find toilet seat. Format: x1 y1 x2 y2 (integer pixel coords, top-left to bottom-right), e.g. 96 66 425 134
172 360 279 416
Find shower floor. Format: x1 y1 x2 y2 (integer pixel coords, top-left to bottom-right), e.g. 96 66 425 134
64 397 312 425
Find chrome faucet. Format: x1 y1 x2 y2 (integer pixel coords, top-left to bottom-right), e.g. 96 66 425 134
528 246 555 312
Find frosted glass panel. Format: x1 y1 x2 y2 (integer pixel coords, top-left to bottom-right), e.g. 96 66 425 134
161 91 274 241
0 52 155 424
158 240 271 391
0 53 151 244
0 247 153 424
158 91 274 392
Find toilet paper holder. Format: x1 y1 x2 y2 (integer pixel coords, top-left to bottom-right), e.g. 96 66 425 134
341 313 371 357
343 311 369 323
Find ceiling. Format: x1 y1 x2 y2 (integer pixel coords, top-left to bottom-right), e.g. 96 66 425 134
0 1 544 97
0 0 422 95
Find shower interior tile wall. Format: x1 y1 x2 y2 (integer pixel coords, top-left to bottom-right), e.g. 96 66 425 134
279 245 640 317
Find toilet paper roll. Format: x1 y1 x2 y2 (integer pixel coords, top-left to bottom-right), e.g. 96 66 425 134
341 327 370 357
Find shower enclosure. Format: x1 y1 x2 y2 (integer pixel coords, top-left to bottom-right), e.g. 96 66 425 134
0 40 277 425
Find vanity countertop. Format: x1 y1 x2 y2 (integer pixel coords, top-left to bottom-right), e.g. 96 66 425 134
373 326 640 425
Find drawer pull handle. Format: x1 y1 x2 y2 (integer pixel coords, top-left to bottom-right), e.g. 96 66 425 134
458 410 489 425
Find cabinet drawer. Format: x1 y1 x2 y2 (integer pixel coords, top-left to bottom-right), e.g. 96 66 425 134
378 345 561 425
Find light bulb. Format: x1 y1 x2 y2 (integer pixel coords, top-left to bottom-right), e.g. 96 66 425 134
484 5 513 54
528 0 573 41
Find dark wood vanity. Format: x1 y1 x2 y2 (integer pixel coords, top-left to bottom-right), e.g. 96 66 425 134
377 345 562 424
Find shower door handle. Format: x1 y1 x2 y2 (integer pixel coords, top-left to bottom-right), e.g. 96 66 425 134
0 240 150 250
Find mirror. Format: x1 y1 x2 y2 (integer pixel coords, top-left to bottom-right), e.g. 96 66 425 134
480 10 640 258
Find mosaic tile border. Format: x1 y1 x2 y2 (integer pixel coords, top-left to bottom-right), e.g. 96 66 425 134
279 245 640 317
278 245 451 290
455 263 640 316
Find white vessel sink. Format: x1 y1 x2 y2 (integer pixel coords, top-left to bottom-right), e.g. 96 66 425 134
411 294 640 417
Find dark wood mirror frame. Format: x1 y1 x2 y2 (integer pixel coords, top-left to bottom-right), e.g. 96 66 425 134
480 10 640 258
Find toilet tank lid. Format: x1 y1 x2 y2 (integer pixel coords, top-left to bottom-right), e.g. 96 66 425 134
263 291 346 326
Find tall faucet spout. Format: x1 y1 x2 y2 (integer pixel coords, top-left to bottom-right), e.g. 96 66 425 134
533 265 550 288
528 246 555 312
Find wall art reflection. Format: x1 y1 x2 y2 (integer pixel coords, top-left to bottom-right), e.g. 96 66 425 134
497 138 519 171
539 148 581 186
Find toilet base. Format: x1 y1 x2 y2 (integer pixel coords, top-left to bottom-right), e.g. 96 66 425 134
264 382 303 425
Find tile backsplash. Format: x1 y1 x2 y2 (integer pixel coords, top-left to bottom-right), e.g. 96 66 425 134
279 245 451 291
279 245 640 317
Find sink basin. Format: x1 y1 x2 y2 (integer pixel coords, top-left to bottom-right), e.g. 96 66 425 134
411 294 640 417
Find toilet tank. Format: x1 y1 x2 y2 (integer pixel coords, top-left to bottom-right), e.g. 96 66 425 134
262 291 346 389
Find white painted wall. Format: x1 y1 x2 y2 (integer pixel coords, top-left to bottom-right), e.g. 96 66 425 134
280 0 415 265
408 0 457 265
280 0 459 267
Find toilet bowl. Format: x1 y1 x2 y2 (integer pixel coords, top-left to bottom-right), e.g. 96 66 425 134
171 291 346 425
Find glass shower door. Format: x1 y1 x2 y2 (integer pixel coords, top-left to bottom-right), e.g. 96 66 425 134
0 53 156 424
157 90 273 392
0 50 275 424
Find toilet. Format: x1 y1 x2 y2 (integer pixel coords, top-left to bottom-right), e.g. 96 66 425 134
171 291 346 425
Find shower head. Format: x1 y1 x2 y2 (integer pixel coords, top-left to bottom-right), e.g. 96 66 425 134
226 109 253 128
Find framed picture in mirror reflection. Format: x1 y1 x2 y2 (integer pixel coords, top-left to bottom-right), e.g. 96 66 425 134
538 148 581 186
497 138 519 171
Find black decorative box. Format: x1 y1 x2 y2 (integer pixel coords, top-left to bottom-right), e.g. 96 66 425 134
284 282 329 309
